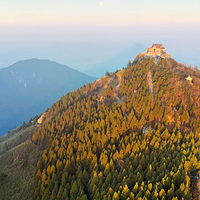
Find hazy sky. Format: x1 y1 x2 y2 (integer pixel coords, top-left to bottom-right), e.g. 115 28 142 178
0 0 200 76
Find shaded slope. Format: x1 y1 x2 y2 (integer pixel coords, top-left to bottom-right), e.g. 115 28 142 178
0 59 96 136
0 122 41 200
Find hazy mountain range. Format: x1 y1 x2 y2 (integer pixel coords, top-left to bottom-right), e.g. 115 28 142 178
0 59 96 136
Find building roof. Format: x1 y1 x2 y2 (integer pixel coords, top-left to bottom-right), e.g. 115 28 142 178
152 44 163 48
186 75 193 81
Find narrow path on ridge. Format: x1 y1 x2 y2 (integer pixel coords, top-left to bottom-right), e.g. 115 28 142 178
147 69 155 98
115 84 122 105
115 83 128 118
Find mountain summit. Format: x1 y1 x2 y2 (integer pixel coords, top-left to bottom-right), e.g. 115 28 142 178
136 44 171 60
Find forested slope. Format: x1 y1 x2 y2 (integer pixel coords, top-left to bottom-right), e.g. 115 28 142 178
31 57 200 200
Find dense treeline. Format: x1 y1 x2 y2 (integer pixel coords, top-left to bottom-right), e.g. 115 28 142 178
31 57 200 199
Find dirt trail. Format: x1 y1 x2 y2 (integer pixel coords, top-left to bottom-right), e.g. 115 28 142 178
155 57 159 65
147 70 155 98
115 84 122 105
191 177 200 200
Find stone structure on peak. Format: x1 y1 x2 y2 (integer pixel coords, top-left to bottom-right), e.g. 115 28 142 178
146 44 171 58
137 44 171 60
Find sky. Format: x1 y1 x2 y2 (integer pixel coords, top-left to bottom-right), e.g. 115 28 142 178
0 0 200 76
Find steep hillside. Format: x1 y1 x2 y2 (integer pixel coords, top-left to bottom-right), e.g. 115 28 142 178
28 56 200 199
0 120 41 200
0 59 96 136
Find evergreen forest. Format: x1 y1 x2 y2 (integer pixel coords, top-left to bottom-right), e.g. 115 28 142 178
31 57 200 200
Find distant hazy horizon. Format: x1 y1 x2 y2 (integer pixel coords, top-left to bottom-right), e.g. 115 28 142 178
1 0 200 77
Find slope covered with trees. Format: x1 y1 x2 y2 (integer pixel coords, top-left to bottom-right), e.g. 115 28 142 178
28 57 200 199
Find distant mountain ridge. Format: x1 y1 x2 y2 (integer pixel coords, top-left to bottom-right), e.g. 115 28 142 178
0 59 96 136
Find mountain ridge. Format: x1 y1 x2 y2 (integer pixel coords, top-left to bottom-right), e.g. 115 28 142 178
31 55 200 199
0 59 96 136
1 53 200 200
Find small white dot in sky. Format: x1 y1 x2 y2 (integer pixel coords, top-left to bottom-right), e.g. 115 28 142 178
100 2 103 6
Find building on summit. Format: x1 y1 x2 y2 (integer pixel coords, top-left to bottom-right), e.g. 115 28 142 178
134 44 171 62
145 44 171 58
136 44 171 60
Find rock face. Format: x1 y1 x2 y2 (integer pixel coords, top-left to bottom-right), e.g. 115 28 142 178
37 113 46 124
138 44 171 59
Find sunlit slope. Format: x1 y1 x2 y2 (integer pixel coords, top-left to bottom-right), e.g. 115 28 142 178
31 57 200 199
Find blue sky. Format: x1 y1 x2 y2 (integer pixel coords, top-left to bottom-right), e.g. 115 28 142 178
0 0 200 76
